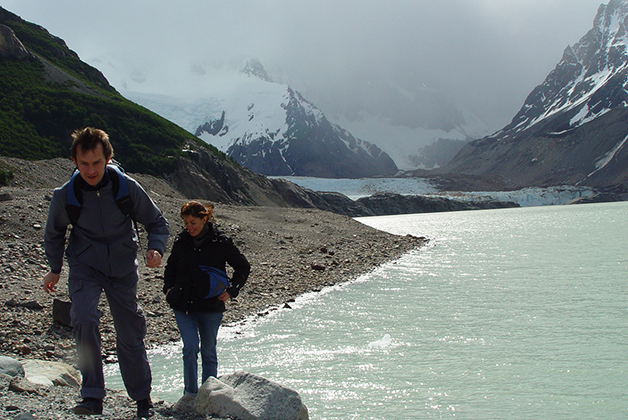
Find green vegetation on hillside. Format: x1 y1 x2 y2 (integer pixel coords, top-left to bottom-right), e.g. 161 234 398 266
1 10 114 92
0 7 223 177
0 169 14 186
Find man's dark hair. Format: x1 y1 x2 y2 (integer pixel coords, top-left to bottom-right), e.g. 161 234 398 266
70 127 114 160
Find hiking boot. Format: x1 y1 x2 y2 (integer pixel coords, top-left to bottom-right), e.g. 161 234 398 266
73 398 103 415
137 397 154 418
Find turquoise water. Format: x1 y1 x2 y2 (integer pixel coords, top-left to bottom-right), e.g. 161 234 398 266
105 202 628 419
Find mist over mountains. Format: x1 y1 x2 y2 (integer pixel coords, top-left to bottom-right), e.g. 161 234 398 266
290 74 490 170
120 63 398 179
111 56 487 176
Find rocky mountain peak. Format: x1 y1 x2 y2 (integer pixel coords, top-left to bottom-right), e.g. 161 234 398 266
499 0 628 137
440 1 628 190
0 24 30 58
594 0 628 32
239 58 273 82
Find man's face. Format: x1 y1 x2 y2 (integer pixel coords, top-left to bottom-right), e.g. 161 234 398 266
72 143 110 187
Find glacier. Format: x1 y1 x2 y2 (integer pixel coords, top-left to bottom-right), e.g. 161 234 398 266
274 176 595 207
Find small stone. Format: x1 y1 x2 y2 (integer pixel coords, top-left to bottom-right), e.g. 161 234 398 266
20 301 43 311
9 376 40 394
310 262 325 271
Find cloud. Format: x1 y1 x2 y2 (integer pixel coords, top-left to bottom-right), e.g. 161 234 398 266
3 0 604 129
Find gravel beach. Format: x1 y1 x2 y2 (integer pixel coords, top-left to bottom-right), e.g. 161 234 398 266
0 157 426 419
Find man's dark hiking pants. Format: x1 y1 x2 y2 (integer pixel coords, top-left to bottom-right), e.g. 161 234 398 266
68 263 152 401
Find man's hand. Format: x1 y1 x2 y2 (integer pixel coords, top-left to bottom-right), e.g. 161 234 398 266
145 249 162 268
43 271 60 294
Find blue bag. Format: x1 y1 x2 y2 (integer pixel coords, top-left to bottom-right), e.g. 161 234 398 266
198 265 231 299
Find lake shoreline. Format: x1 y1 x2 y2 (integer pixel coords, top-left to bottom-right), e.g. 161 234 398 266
0 161 426 418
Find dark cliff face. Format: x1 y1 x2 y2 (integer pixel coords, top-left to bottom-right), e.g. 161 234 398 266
442 107 628 189
438 0 628 190
0 24 30 58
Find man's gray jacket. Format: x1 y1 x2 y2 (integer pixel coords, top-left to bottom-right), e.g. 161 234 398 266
44 172 169 278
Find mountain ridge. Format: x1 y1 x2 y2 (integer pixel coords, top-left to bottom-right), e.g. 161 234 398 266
126 64 400 178
438 0 628 190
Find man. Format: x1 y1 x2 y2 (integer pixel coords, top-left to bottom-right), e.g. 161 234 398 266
43 127 169 418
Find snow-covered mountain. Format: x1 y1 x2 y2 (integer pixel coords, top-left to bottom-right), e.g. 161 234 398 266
440 0 628 189
503 0 628 135
118 60 397 178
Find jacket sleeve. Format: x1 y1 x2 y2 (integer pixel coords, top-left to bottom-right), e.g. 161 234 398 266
127 175 170 255
223 237 250 298
44 186 71 273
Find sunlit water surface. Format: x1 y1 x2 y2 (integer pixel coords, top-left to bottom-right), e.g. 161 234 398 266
105 202 628 419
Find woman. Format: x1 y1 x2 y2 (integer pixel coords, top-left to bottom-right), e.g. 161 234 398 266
164 201 250 411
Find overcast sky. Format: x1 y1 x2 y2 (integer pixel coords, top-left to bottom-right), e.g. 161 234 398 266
2 0 607 130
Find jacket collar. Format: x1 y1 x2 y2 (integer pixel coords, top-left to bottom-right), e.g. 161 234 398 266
179 223 217 245
76 167 111 191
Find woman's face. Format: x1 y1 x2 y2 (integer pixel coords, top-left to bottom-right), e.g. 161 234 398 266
183 214 208 237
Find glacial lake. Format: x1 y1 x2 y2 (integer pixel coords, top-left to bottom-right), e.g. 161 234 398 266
105 201 627 419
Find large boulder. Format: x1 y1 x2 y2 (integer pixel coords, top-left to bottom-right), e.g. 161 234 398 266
195 371 308 420
21 360 81 388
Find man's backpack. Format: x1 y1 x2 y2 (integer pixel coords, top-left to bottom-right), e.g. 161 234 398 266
66 164 133 225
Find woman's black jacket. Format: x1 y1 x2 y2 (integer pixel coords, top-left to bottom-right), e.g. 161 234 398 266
163 224 250 313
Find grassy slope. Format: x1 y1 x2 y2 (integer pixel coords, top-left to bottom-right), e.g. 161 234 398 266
0 7 222 177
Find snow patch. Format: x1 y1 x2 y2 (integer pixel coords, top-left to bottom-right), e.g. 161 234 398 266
587 133 628 178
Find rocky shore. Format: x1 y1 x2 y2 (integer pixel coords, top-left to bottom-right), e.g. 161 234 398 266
0 158 426 419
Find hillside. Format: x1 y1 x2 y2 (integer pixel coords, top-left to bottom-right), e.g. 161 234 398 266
0 8 213 177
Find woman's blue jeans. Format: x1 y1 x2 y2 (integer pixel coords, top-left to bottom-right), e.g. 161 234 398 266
173 310 223 396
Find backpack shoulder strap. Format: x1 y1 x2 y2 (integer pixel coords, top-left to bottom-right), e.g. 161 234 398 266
66 170 83 225
107 165 133 218
107 164 144 260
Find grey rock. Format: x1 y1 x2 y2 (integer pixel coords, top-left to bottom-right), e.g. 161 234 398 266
195 371 308 420
0 24 30 58
0 356 25 378
52 299 72 327
13 412 36 420
21 359 81 388
9 376 40 394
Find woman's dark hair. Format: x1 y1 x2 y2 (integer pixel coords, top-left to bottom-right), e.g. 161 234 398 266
71 127 114 160
180 201 215 221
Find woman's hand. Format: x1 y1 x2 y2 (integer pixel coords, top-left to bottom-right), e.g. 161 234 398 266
218 291 231 301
